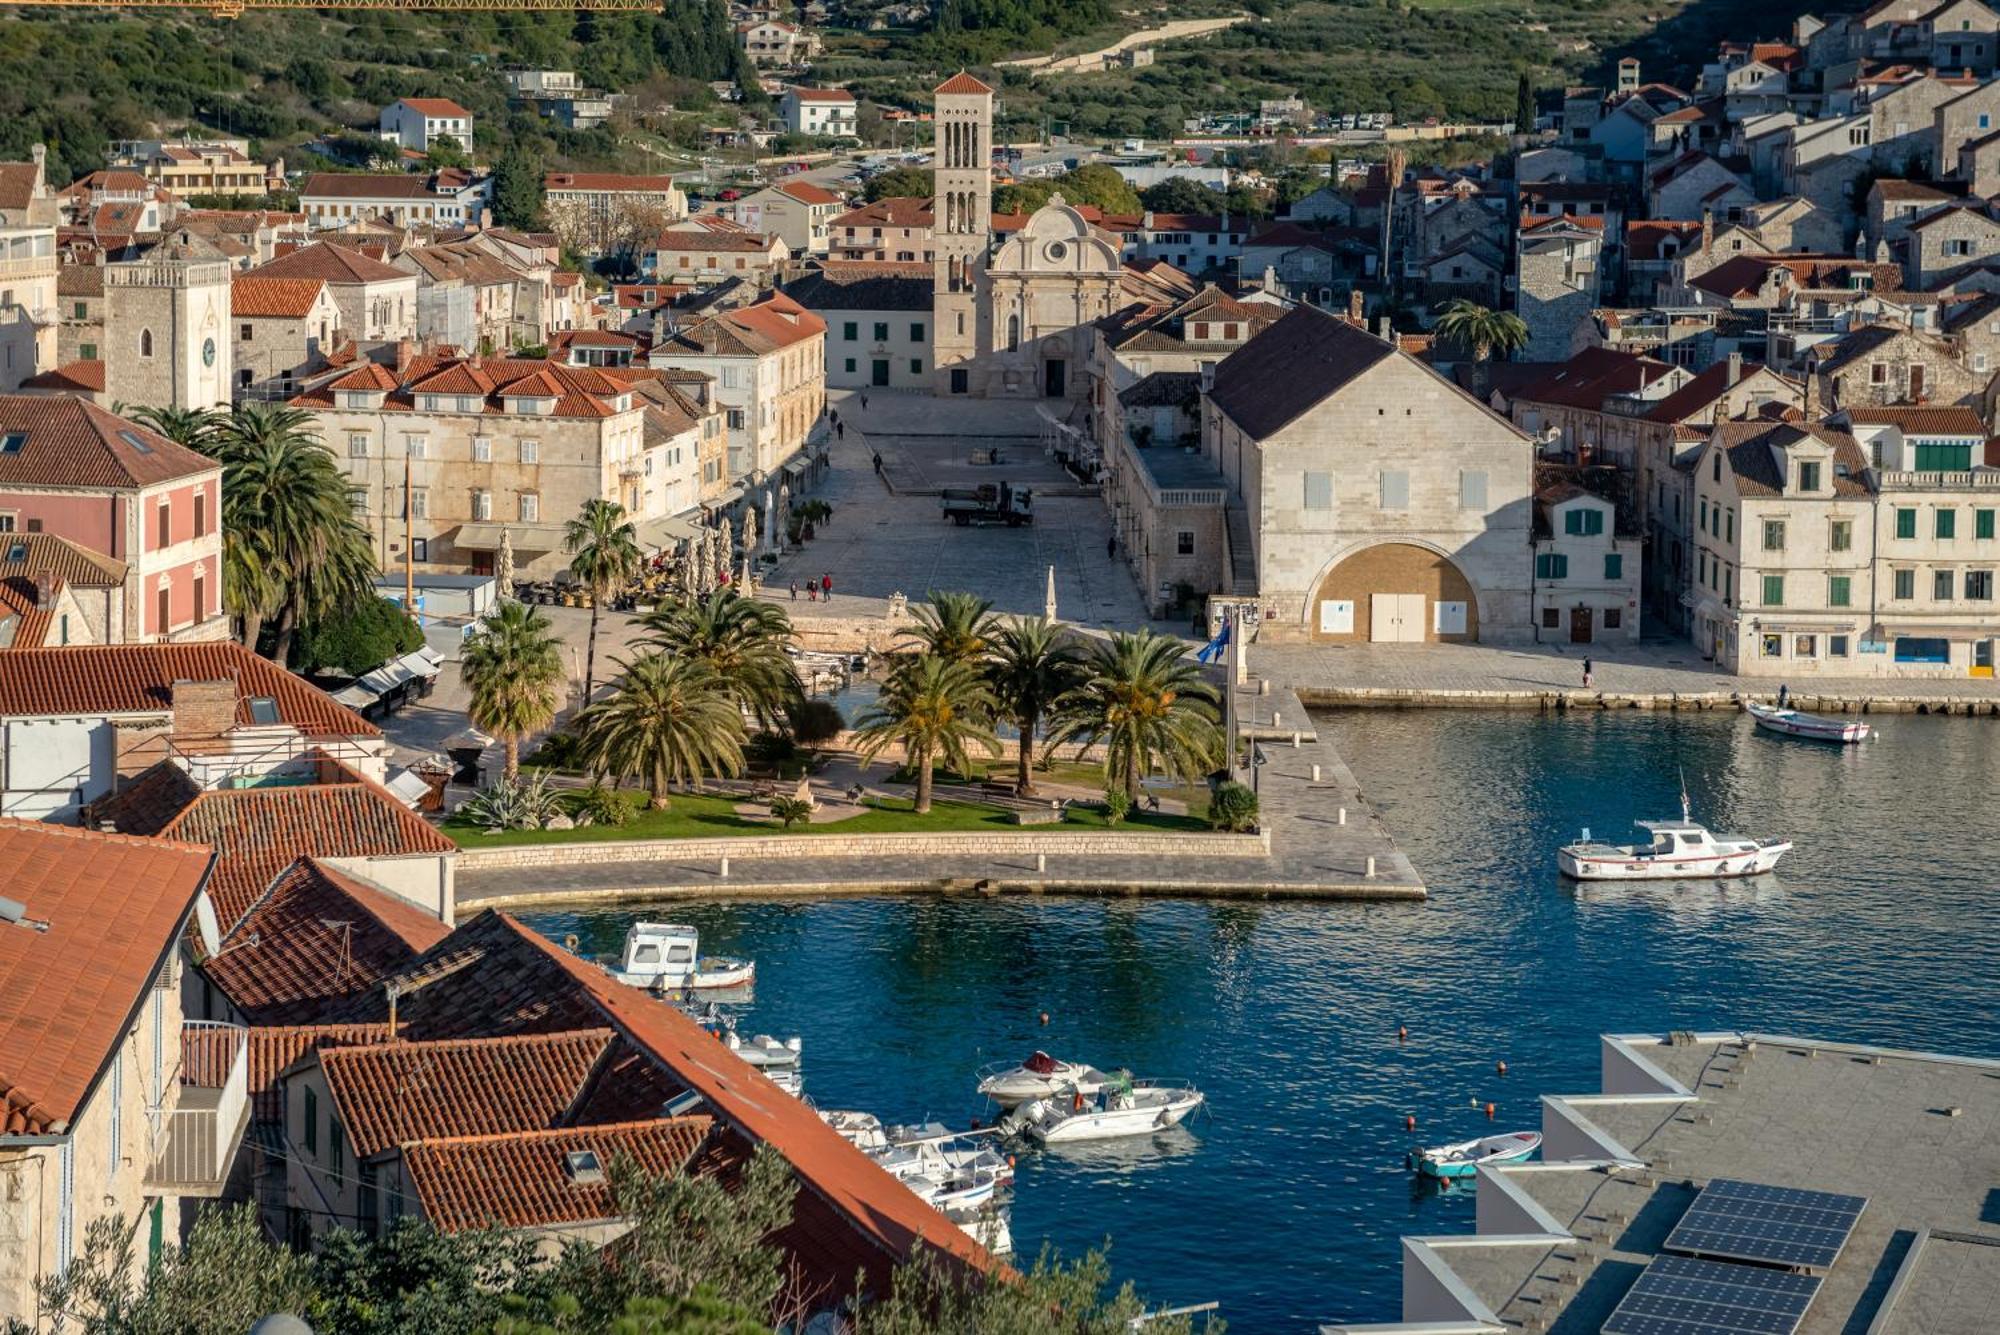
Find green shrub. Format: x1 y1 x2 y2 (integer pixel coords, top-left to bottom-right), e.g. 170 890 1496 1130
769 795 814 829
573 783 638 828
458 771 564 832
746 732 797 767
1208 780 1259 832
1102 786 1131 826
291 596 423 677
524 729 586 770
787 698 846 748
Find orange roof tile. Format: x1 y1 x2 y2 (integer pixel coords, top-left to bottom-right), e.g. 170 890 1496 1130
402 1118 712 1231
934 71 994 96
0 395 216 488
252 241 407 285
0 642 374 738
232 276 327 319
204 859 452 1024
246 1022 394 1121
19 359 106 394
317 1028 614 1156
544 172 679 194
0 821 214 1135
398 97 472 119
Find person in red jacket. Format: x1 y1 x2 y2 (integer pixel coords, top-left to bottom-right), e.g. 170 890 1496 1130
821 573 832 598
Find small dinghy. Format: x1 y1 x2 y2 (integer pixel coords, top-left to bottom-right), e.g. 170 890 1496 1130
1413 1130 1542 1179
607 922 754 991
819 1109 888 1151
722 1029 803 1095
976 1051 1113 1106
1558 785 1790 881
998 1074 1203 1145
1746 701 1870 744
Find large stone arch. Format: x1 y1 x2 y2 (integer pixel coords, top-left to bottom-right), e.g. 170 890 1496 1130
1303 539 1483 643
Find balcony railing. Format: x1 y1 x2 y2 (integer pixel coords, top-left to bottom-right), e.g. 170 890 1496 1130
146 1021 249 1196
1874 468 2000 490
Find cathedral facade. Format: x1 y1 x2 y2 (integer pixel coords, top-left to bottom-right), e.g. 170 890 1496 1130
929 73 1124 403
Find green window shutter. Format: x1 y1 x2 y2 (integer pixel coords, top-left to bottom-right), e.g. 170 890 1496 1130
1564 510 1584 535
842 322 857 341
1553 554 1568 578
1604 553 1622 579
1762 574 1785 606
1829 575 1851 607
1978 509 1996 540
1896 508 1917 538
1586 509 1605 536
1937 509 1958 539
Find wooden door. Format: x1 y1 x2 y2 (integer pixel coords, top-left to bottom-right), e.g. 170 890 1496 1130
1369 594 1400 641
1570 606 1594 643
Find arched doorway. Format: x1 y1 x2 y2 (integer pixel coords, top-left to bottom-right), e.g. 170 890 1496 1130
1309 543 1479 643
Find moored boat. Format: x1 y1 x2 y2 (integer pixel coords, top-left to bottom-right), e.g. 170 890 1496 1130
1746 701 1871 743
606 922 755 991
998 1075 1204 1145
1557 788 1790 881
1413 1130 1541 1179
721 1029 803 1095
976 1050 1113 1106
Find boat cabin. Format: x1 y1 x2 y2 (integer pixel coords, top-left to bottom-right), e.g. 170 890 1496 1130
621 921 698 978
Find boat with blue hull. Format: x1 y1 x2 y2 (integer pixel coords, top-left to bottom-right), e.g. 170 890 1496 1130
1413 1131 1541 1179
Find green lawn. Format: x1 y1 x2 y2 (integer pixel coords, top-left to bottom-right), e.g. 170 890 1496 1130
446 793 1210 847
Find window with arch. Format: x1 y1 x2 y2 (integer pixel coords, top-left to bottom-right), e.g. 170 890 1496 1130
1007 313 1020 352
139 329 154 357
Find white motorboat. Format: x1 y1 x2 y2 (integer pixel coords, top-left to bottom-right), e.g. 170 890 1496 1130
883 1122 1015 1188
1413 1130 1542 1179
947 1202 1013 1256
976 1050 1114 1106
607 922 755 991
875 1146 1006 1211
999 1076 1204 1144
1557 790 1790 881
722 1029 803 1095
819 1109 888 1151
1746 701 1871 743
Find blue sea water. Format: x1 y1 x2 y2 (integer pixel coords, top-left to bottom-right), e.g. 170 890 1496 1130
519 709 2000 1332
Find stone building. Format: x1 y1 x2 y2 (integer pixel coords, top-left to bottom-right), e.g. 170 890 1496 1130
231 275 342 400
649 231 790 287
1530 485 1643 643
830 196 935 262
931 72 994 395
248 243 418 345
291 355 654 577
0 150 60 392
731 180 844 257
1132 305 1535 641
781 261 934 390
101 236 235 414
1809 322 1983 408
1515 217 1605 362
647 290 825 483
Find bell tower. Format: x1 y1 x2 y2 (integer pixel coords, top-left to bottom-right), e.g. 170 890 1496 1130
931 71 993 396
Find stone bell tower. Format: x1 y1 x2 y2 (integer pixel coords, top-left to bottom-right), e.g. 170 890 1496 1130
931 70 994 397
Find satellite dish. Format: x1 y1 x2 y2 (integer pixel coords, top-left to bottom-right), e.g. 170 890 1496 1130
194 892 222 958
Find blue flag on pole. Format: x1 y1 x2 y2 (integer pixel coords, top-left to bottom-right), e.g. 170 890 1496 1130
1195 619 1231 664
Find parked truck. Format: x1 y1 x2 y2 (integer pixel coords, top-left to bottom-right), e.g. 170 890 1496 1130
940 481 1034 527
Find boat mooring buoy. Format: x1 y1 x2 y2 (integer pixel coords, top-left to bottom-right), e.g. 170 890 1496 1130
1497 1060 1508 1076
1038 1010 1050 1026
1404 1114 1417 1132
1486 1101 1496 1120
1397 1025 1408 1043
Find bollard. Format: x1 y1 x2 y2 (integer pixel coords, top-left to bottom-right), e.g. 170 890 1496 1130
1272 710 1281 728
1338 806 1347 825
1259 679 1271 696
1036 852 1046 873
1311 764 1321 782
1365 855 1376 878
1292 731 1301 748
719 855 730 878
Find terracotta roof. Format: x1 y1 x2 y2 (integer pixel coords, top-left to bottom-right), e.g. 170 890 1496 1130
544 172 678 194
1516 347 1680 411
0 820 214 1135
776 180 841 206
204 858 452 1025
300 173 449 202
232 276 327 319
832 196 933 230
1711 421 1870 497
655 230 777 253
329 362 401 392
20 360 106 394
0 640 374 737
0 576 55 647
402 1117 713 1231
1625 219 1704 262
246 1022 393 1122
1871 178 1955 202
0 162 43 211
1842 404 1987 434
57 264 103 298
396 97 472 118
934 71 994 96
0 531 126 588
0 395 215 488
318 1028 613 1156
786 86 855 103
613 282 690 308
118 760 453 930
1643 359 1796 423
252 241 408 285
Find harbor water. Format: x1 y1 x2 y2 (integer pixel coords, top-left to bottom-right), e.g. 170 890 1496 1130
520 709 2000 1331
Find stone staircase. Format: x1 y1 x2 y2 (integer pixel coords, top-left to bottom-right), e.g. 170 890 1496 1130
1224 503 1258 595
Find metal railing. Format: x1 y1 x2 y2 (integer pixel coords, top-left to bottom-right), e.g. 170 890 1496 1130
146 1021 248 1193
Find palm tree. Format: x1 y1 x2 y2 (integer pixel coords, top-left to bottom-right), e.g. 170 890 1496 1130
853 654 999 814
461 602 567 782
986 615 1083 797
564 497 642 701
573 652 745 809
1434 298 1530 376
220 527 282 652
902 590 997 664
125 404 222 455
1049 630 1222 802
639 590 801 731
211 404 375 664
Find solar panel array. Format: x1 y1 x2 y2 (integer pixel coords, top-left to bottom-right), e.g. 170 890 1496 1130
1602 1255 1823 1335
1664 1178 1868 1272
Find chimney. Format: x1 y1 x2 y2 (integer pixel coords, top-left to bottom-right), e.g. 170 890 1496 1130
1701 210 1713 255
32 574 52 610
395 338 414 374
171 679 239 743
1375 315 1390 340
29 143 44 194
1802 369 1819 421
1727 351 1742 386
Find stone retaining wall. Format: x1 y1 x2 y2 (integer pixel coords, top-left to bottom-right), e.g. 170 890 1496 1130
455 827 1271 871
1299 687 2000 715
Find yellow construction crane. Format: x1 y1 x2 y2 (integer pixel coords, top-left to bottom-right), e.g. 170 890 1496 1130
0 0 656 15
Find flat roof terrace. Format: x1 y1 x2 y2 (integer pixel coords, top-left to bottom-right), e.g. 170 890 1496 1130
1323 1032 2000 1335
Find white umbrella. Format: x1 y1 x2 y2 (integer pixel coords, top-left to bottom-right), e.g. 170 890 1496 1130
1044 564 1057 622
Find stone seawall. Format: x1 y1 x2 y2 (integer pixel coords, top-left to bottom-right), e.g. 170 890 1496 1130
455 827 1273 872
1300 687 2000 715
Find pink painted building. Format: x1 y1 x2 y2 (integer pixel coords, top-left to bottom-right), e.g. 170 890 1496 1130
0 395 225 642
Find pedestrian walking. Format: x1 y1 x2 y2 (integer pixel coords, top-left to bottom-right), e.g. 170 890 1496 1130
1106 534 1117 560
1778 682 1790 708
860 392 869 411
821 573 832 598
872 451 883 475
789 580 799 601
806 583 817 602
837 421 846 440
1582 656 1594 689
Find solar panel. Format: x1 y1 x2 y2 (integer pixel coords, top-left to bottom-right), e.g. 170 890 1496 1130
1664 1178 1867 1272
1602 1254 1822 1335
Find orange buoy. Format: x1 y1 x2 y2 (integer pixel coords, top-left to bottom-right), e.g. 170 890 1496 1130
1039 1011 1051 1026
1485 1101 1496 1120
1497 1060 1508 1076
1404 1114 1417 1132
1007 1155 1016 1168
